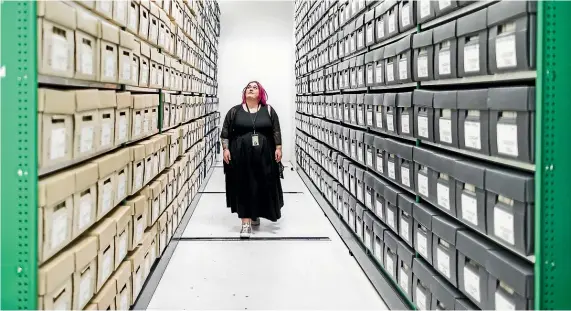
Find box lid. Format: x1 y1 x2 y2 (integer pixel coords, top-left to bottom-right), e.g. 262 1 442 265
74 89 100 112
487 86 535 112
74 162 99 192
76 7 100 38
38 88 75 115
374 176 387 196
38 250 74 295
485 167 534 203
71 235 98 272
374 221 387 240
433 90 457 109
457 8 487 37
39 170 75 207
93 153 118 178
433 20 457 44
382 42 397 58
413 257 436 285
364 133 375 145
413 147 434 168
413 201 439 230
413 29 433 49
413 89 434 108
395 34 412 55
116 92 133 110
364 212 374 227
100 20 120 44
384 184 400 205
432 215 462 246
487 1 536 27
98 90 118 109
382 92 397 107
365 9 375 23
431 274 464 309
374 136 385 150
38 0 77 30
88 217 117 249
365 51 376 63
126 195 147 217
457 89 488 110
384 230 399 251
114 261 132 291
455 298 479 310
456 230 497 266
397 91 412 108
397 239 415 266
112 205 132 233
486 249 534 298
373 46 385 62
431 152 457 176
398 193 415 214
454 160 486 189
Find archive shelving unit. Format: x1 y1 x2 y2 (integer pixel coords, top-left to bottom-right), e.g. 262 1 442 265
1 0 221 309
293 0 571 310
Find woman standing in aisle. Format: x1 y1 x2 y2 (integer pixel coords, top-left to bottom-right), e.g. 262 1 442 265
220 81 284 238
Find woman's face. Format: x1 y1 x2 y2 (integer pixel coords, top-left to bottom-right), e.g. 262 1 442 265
245 82 260 99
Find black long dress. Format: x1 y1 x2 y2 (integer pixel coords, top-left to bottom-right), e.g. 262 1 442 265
224 105 284 221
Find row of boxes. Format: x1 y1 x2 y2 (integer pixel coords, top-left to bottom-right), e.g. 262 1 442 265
162 94 219 129
297 85 535 164
38 121 215 310
38 89 160 170
296 135 533 311
297 114 535 257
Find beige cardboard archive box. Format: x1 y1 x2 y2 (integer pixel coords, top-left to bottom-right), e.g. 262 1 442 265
139 41 151 87
75 8 100 81
113 0 129 27
115 91 133 145
73 89 100 159
37 1 76 78
38 88 75 169
162 93 171 129
150 94 160 134
90 272 116 310
114 261 133 311
127 0 140 35
131 94 147 140
98 90 117 150
99 20 120 83
157 134 169 172
115 148 133 203
150 47 164 89
141 182 160 228
109 204 132 269
130 144 146 194
119 30 137 85
157 173 168 214
38 171 75 263
157 208 169 256
72 162 98 238
95 0 114 20
148 2 160 45
126 195 148 251
131 39 141 86
143 225 159 278
92 153 117 220
127 235 146 302
71 235 98 310
163 55 172 90
88 217 117 292
141 139 156 185
38 249 74 310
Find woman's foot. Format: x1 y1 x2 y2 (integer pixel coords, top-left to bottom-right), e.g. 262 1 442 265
240 222 252 239
251 218 260 226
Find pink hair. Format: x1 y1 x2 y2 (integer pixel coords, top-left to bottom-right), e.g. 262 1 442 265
242 81 268 105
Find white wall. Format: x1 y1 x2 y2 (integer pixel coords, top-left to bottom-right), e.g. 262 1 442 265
217 0 295 162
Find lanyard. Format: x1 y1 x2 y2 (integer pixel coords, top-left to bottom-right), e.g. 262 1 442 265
245 103 260 134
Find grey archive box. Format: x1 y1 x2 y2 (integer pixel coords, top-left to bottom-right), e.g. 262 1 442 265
356 55 366 88
485 167 534 256
488 1 536 74
343 94 351 123
363 171 376 211
350 129 358 159
364 133 376 169
382 93 398 134
349 163 357 196
457 8 489 77
413 89 435 142
455 297 478 310
383 42 398 85
349 58 359 90
355 15 367 52
356 93 366 127
395 34 414 83
456 230 496 308
373 47 385 86
384 230 399 281
413 29 434 81
364 95 375 128
356 131 366 165
431 274 466 310
373 219 388 266
384 139 401 184
458 89 490 155
413 202 440 264
334 95 343 121
413 258 437 311
454 160 487 234
363 212 375 252
336 184 344 213
337 32 346 59
384 184 401 233
325 96 333 119
342 189 351 220
348 23 357 55
399 0 416 32
374 136 387 176
432 152 458 216
375 2 389 43
339 61 348 90
397 92 414 138
355 167 366 204
374 176 388 222
342 127 351 155
416 0 436 24
398 239 416 299
414 147 437 202
433 19 458 80
365 51 377 87
342 158 351 188
434 90 459 148
355 203 367 241
486 249 534 310
348 196 358 231
372 93 385 130
364 8 376 47
432 215 464 286
398 193 416 247
384 0 400 39
396 140 415 191
336 154 345 182
488 86 535 163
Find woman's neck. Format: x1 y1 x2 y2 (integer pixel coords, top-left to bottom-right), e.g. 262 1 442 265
245 100 259 109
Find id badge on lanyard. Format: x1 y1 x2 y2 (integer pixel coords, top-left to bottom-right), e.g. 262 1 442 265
247 104 261 147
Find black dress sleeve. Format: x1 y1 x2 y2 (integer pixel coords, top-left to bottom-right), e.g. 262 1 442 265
270 107 282 146
220 106 236 140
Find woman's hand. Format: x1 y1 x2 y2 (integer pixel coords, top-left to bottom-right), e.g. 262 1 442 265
223 149 231 164
275 147 282 162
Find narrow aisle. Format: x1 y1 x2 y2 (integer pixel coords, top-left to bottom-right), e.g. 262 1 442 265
144 163 388 310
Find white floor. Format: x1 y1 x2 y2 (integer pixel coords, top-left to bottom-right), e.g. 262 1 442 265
146 163 388 310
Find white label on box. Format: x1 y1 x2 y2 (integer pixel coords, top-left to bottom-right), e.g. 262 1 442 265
375 240 382 260
401 166 410 187
50 127 66 160
102 182 113 214
386 63 394 82
388 161 396 179
387 208 395 229
81 43 94 75
367 67 373 84
366 192 372 208
494 206 515 245
118 115 128 141
367 110 373 126
100 1 112 14
136 221 144 243
129 6 138 30
398 58 408 80
387 113 395 132
51 207 68 249
418 115 429 138
101 123 112 147
144 115 150 134
120 292 130 311
358 32 364 48
439 49 451 75
400 268 409 293
420 0 431 18
134 114 142 136
417 232 428 258
464 43 480 72
79 272 93 307
80 126 94 153
365 230 372 248
79 193 93 230
135 272 143 294
495 291 516 311
461 193 479 226
158 69 164 86
417 55 428 78
367 150 373 166
135 165 143 189
401 3 410 26
401 114 410 134
145 161 152 181
102 251 113 281
117 173 126 200
367 26 373 43
376 112 383 128
416 288 427 311
464 267 481 302
438 0 451 9
376 200 384 219
356 220 363 237
436 247 451 278
358 146 364 162
51 33 69 72
386 254 394 277
142 63 149 84
388 13 396 33
153 199 160 221
121 54 131 80
53 297 69 311
377 21 385 38
118 232 128 262
437 183 450 210
357 185 364 202
496 34 517 68
400 218 410 242
418 173 429 197
439 118 453 143
104 50 116 78
376 64 383 83
464 120 482 150
497 123 519 157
